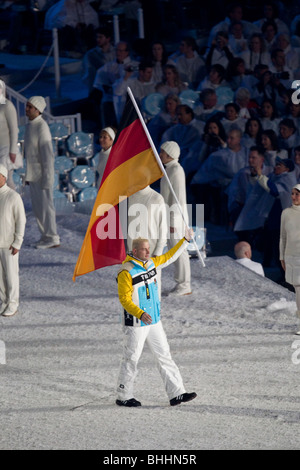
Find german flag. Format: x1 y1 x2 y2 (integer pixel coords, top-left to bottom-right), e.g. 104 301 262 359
72 92 163 281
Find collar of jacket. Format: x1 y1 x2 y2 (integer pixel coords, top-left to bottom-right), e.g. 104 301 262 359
164 159 179 169
29 114 43 125
124 253 151 269
0 183 9 194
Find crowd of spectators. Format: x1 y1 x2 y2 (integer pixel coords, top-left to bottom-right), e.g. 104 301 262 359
1 0 300 275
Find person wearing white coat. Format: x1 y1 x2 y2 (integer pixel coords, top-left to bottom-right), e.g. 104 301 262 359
280 184 300 334
0 164 26 317
127 185 168 298
0 80 20 190
24 96 60 249
96 126 115 188
160 141 191 296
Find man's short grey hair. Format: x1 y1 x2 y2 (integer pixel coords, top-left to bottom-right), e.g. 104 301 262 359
132 238 149 250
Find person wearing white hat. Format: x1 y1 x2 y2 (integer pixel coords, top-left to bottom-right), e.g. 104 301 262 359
0 164 26 317
280 184 300 334
0 79 20 190
24 97 60 249
96 126 116 188
159 141 191 295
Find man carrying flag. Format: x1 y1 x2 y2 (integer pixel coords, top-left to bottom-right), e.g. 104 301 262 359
72 91 163 280
116 227 197 407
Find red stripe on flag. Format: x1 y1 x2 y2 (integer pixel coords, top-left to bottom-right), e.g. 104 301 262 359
90 206 126 270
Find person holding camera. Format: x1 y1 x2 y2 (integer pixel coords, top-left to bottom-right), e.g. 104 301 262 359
113 61 156 120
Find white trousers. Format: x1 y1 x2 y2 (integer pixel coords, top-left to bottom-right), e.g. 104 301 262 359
0 248 19 309
30 182 60 244
117 320 186 401
167 232 191 290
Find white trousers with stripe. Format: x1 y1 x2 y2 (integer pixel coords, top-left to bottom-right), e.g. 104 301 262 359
117 320 186 401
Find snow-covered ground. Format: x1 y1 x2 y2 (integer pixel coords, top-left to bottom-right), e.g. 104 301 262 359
1 190 300 451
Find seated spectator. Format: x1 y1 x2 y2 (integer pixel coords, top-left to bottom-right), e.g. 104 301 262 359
113 61 156 118
207 2 260 47
241 63 270 103
44 0 99 56
261 128 288 167
273 33 300 73
194 88 224 122
92 41 139 126
197 64 228 91
253 2 289 36
82 27 115 93
155 64 188 97
228 20 248 55
221 102 246 133
259 98 280 132
183 117 227 182
286 101 300 132
148 41 169 84
278 118 300 154
226 57 247 91
251 67 289 108
261 19 278 52
234 87 253 120
241 117 263 148
161 104 204 166
147 93 180 149
172 36 206 89
234 241 265 276
239 33 271 73
205 31 235 71
269 48 294 81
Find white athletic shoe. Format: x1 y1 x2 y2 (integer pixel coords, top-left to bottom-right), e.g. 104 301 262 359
2 305 18 317
35 240 60 249
170 285 192 296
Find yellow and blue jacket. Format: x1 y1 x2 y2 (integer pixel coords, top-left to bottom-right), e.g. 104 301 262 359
117 237 188 327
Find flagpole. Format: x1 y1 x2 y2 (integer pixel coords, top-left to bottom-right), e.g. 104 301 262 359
127 87 205 267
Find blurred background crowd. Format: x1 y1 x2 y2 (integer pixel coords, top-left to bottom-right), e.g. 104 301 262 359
1 0 300 283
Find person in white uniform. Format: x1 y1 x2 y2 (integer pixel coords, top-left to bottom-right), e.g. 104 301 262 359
96 126 115 188
234 241 265 277
0 79 20 189
0 164 26 317
116 229 197 407
24 96 60 249
160 141 191 295
280 184 300 334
